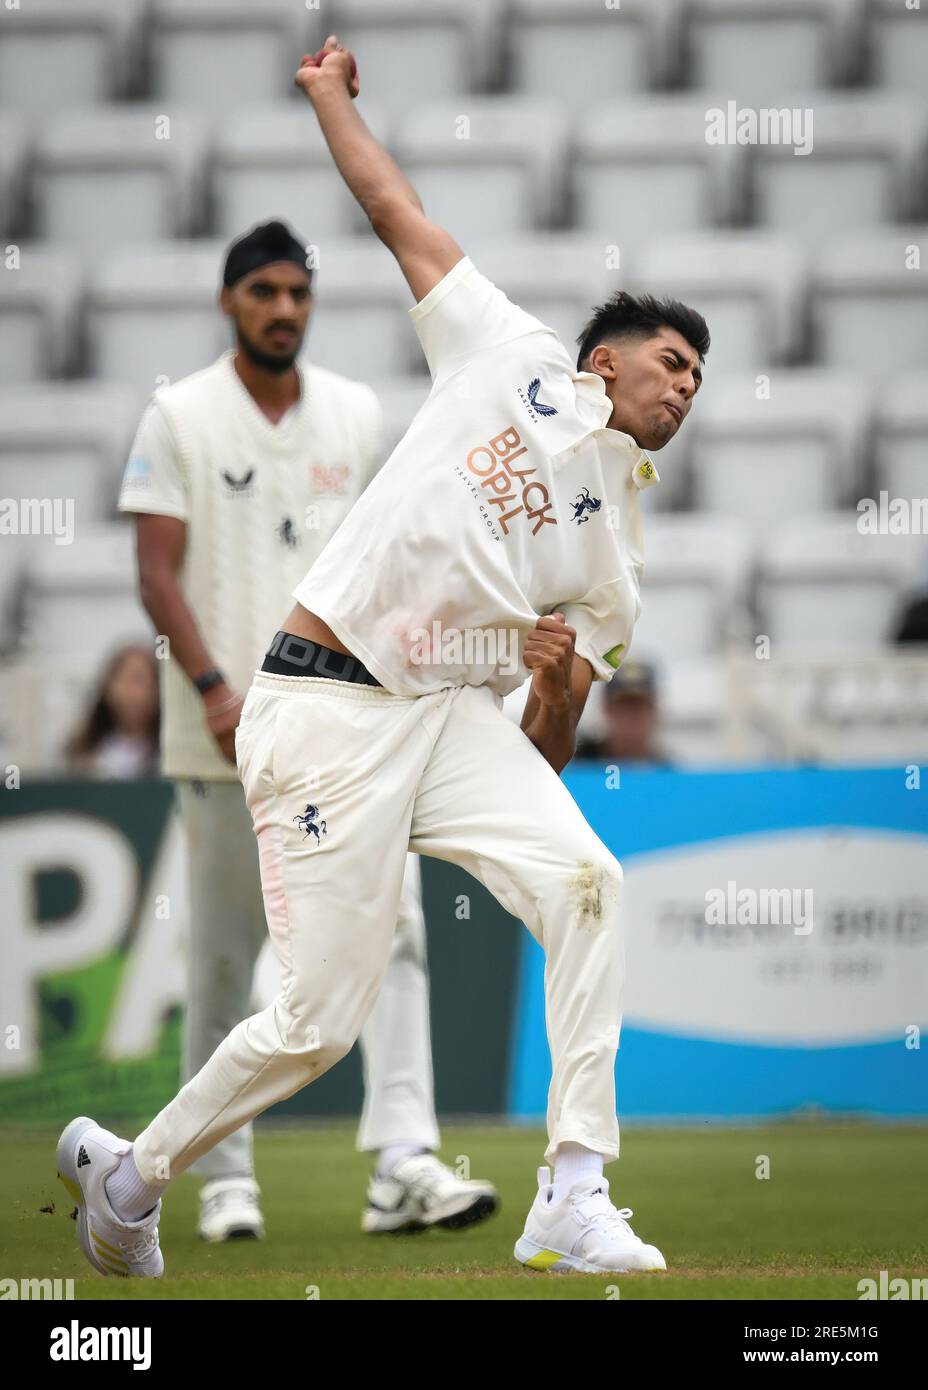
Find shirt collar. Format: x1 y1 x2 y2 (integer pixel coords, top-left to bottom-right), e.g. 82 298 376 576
571 370 661 490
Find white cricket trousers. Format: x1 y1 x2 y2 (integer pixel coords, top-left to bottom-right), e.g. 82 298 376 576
176 781 439 1181
133 672 624 1185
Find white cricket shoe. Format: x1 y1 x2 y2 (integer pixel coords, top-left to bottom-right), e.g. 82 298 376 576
515 1167 667 1273
197 1178 265 1242
56 1116 163 1278
363 1153 499 1233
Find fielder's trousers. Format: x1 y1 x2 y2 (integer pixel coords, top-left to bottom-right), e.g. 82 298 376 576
134 673 624 1184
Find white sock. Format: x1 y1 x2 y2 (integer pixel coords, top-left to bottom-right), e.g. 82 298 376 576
378 1144 428 1178
551 1143 605 1204
104 1147 164 1222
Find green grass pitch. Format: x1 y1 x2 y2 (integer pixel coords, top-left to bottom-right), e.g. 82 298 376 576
4 1122 927 1300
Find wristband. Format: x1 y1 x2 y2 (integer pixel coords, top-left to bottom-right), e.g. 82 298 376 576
194 668 225 695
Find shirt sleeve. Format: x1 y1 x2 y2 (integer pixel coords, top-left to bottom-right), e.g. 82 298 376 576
560 580 636 684
117 398 189 521
409 256 550 381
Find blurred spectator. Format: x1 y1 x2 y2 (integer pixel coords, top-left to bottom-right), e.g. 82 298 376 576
65 642 160 777
575 661 671 766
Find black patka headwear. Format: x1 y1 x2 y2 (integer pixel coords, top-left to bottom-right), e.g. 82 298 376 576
223 220 311 288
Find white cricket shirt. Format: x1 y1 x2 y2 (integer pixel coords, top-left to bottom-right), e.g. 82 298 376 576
292 257 659 699
118 351 382 780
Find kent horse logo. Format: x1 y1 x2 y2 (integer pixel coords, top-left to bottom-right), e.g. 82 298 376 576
571 487 602 524
294 804 327 843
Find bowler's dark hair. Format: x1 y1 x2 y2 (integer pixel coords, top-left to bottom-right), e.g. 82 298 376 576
576 291 710 370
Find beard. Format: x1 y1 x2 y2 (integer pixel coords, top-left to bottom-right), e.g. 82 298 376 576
236 324 302 375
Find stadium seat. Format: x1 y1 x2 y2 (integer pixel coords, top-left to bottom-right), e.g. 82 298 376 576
393 99 570 239
686 0 865 102
572 97 745 250
507 0 676 110
149 0 314 115
0 0 146 118
632 514 755 660
758 512 915 650
869 0 928 97
0 384 141 528
33 108 209 253
812 229 928 376
211 104 390 242
748 95 928 245
20 524 150 668
469 236 623 361
0 114 28 237
303 238 421 380
331 0 500 112
689 370 872 524
657 658 737 765
875 373 928 503
0 245 82 383
86 242 229 392
366 378 432 459
634 233 805 372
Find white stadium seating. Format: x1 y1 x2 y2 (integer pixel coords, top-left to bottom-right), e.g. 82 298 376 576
758 512 919 651
299 237 422 380
689 370 872 524
0 113 27 237
812 229 928 375
686 0 866 101
507 0 678 110
748 95 928 246
394 99 570 240
86 242 229 392
0 383 141 527
634 233 805 372
331 0 501 113
869 0 928 97
875 373 928 503
34 108 209 253
632 513 755 659
0 0 146 118
1 0 926 768
149 0 314 116
20 523 150 668
573 98 745 249
211 104 390 242
0 245 82 383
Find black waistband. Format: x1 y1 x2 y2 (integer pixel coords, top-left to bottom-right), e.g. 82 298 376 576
261 631 382 686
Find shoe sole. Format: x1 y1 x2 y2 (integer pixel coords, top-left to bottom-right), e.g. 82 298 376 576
514 1235 666 1274
363 1191 499 1235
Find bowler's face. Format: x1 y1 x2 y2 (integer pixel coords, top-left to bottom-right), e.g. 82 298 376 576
606 328 702 451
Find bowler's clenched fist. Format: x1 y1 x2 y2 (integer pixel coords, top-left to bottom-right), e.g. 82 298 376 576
295 35 360 100
523 613 576 710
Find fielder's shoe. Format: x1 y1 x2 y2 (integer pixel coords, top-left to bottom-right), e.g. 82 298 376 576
197 1178 265 1242
56 1116 163 1278
515 1167 666 1274
363 1153 499 1233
